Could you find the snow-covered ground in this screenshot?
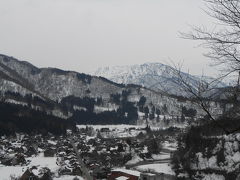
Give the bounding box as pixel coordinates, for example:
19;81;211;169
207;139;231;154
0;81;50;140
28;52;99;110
77;124;147;138
0;153;59;180
134;163;175;175
126;152;171;166
0;166;26;180
201;173;225;180
126;155;143;166
152;153;171;160
126;139;177;176
77;123;183;132
176;133;240;180
137;118;188;129
77;124;145;130
162;141;177;151
191;133;240;173
0;125;178;180
112;168;141;177
53;175;84;180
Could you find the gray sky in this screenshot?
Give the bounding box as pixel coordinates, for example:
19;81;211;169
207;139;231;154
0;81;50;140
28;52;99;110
0;0;218;76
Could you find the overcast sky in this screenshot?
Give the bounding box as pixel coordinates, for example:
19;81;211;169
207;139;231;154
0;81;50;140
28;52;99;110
0;0;218;76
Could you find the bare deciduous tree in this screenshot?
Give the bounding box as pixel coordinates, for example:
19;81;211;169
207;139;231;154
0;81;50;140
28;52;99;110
182;0;240;76
178;0;240;134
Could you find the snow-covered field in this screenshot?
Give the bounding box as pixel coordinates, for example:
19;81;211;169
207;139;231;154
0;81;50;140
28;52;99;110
162;141;177;151
134;163;175;175
0;153;58;180
112;168;141;177
77;124;146;130
126;139;177;176
0;166;26;180
0;153;84;180
77;123;183;131
151;153;171;160
77;124;147;138
126;155;144;165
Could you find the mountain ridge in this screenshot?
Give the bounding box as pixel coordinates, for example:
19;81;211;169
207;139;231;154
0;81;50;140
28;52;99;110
91;62;226;97
0;54;226;128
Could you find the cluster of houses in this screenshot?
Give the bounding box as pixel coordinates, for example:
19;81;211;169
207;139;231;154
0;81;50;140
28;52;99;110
0;126;177;180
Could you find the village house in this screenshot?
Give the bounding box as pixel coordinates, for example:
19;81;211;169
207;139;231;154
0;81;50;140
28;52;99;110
20;169;38;180
140;173;176;180
108;168;140;180
44;148;55;157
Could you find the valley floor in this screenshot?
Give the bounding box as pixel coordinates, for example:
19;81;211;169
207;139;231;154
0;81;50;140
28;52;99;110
0;124;178;180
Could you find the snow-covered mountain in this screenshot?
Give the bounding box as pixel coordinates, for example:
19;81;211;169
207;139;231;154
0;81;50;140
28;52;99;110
91;63;226;96
0;54;225;125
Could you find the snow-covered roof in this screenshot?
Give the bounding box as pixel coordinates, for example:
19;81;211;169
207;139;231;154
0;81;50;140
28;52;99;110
115;176;129;180
112;168;141;177
140;172;157;176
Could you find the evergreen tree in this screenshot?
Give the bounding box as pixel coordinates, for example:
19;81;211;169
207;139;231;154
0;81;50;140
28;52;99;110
138;96;146;112
156;108;161;122
163;104;168;114
144;106;149;119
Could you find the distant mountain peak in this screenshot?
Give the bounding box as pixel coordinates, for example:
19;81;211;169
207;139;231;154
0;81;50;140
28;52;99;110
91;62;226;96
